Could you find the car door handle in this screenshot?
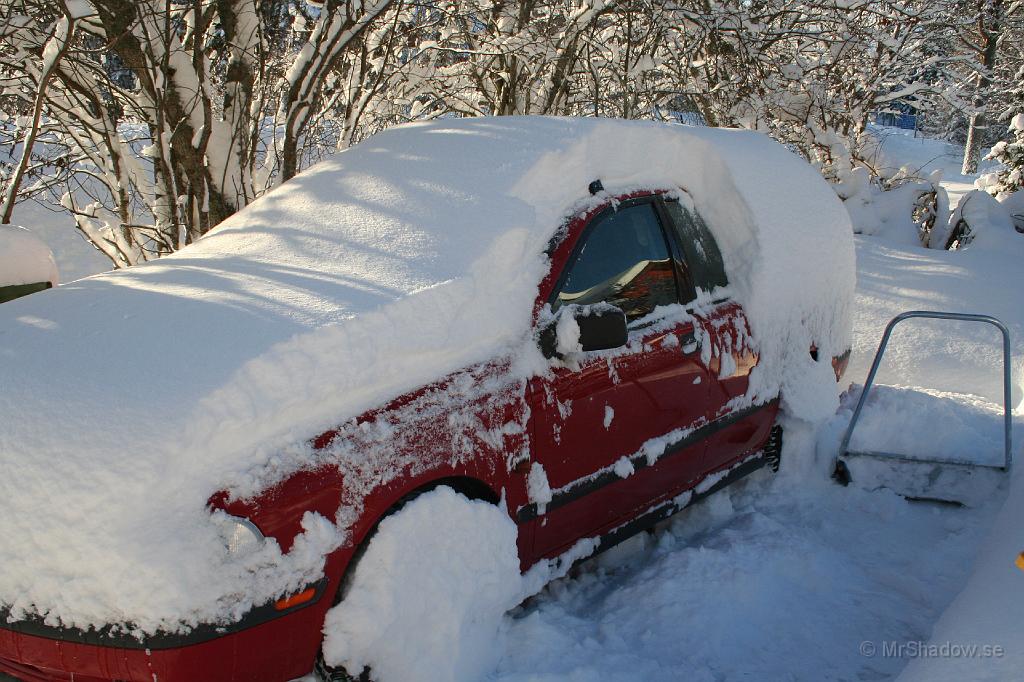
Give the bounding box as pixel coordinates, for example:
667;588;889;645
680;333;700;355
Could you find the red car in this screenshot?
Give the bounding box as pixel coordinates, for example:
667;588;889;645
0;119;851;682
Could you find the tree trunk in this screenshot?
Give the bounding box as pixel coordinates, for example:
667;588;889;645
962;111;985;174
962;0;1003;175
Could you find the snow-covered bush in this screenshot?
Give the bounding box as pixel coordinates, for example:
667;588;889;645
1001;190;1024;233
835;164;950;247
933;188;1019;250
939;114;1024;249
0;0;403;268
981;113;1024;197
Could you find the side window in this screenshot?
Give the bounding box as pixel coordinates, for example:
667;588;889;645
553;202;678;322
663;200;728;292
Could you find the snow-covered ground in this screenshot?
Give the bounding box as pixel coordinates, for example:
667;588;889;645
496;461;1002;681
864;124;998;209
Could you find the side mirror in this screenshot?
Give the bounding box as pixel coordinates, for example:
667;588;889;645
539;304;628;359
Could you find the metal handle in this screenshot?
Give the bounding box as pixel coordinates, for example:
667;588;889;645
838;310;1013;471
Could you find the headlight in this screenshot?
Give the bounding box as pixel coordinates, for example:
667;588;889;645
213;513;265;556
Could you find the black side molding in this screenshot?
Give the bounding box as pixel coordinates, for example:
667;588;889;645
517;401;774;523
0;578;328;651
597;451;769;554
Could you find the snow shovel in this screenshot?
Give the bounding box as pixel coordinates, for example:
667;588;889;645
832;311;1013;507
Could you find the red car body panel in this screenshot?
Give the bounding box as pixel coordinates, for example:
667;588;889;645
0;190;798;682
699;302;767;473
0;596;329;682
527;319;710;557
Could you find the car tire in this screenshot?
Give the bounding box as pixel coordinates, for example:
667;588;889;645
314;485;522;682
314;651;369;682
314;652;368;682
764;424;783;472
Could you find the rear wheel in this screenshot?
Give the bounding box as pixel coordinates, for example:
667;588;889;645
315;486;522;682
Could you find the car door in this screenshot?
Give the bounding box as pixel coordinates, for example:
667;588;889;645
525;196;711;559
660;199;772;473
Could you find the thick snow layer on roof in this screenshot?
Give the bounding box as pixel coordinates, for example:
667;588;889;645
0;225;59;287
0;116;853;632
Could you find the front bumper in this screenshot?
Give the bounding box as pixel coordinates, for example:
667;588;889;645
0;580;329;682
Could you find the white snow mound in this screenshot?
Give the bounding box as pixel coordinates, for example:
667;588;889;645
0;117;852;633
322;487;523;682
0;225;59;287
840;384;1006;467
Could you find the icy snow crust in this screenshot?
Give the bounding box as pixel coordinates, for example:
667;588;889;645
0;117;852;634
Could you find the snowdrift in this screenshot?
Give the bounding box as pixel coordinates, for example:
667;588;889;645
0;117;853;634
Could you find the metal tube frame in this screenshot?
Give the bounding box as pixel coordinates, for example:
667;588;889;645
838;310;1013;472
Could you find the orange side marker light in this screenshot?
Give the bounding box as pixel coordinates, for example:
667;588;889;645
274;587;317;611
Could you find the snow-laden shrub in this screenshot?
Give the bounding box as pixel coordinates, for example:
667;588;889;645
981;113;1024;197
834;164;949;247
1001;190;1024;233
968;114;1024;239
933;188;1019;250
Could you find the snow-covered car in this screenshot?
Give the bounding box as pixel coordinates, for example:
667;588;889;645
0;226;58;304
0;117;854;682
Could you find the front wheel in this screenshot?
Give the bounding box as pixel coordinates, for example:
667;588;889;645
317;486;523;682
764;424;783;472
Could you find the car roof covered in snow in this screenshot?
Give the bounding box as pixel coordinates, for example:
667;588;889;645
0;116;853;634
0;225;59;288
